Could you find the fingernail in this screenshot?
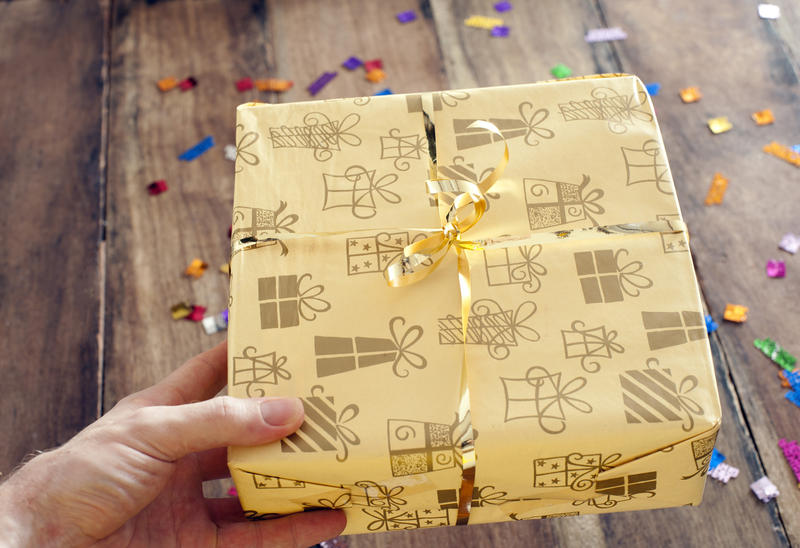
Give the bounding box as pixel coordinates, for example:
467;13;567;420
260;398;302;426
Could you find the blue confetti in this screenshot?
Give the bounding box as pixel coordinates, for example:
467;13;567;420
792;144;800;154
374;88;393;96
786;390;800;409
705;315;718;334
645;83;661;96
708;447;726;471
179;136;215;161
787;370;800;391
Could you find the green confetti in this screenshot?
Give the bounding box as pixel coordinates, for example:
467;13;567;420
754;338;797;371
550;63;573;79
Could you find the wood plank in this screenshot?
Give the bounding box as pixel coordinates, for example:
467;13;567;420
0;1;104;473
600;0;799;544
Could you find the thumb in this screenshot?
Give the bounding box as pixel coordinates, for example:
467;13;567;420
123;396;304;461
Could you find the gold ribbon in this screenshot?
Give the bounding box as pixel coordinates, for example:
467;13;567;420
384;120;509;526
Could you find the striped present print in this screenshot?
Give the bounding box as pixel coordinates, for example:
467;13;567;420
281;386;360;462
619;361;703;431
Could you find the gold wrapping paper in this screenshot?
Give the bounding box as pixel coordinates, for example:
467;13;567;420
227;74;722;534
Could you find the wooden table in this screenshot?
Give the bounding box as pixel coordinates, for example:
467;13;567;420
2;1;798;546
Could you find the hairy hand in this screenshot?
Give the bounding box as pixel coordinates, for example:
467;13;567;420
0;341;345;547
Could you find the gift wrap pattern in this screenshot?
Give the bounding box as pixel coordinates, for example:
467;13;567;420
227;74;722;534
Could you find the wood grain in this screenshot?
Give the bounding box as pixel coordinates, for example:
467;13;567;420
0;1;104;473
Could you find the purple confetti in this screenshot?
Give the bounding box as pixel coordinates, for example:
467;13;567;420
494;1;513;12
491;25;510;37
341;56;362;70
396;10;417;23
307;71;337;96
766;259;786;278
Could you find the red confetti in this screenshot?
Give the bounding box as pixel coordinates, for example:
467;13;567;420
236;77;254;92
186;305;207;322
364;59;383;71
179;77;197;91
147;180;168;195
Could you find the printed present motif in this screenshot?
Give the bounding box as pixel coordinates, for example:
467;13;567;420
682;431;718;480
350;480;408;512
405;90;470;113
641;311;706;351
558;86;652;134
438;299;539;360
232;347;291;396
574;248;652;304
346;232;425;275
268;111;361;162
257;274;330;329
620;358;703;431
533;452;620;491
573;472;657;509
437;485;538;509
315;316;426;378
231;202;299;255
483;245;546;293
281;385;360;462
621;139;673;194
380;129;426;171
363;507;452;531
387;417;462;476
453;102;554;150
234;123;260;173
435;157;500;208
656;213;688;253
523;175;605;230
501;366;592;434
322;165;400;219
561;320;624;373
240;471;306;489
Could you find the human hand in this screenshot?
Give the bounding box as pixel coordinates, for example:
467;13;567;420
0;341;345;547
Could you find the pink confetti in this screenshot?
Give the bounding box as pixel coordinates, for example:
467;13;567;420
766;259;786;278
779;438;800;484
227;486;238;497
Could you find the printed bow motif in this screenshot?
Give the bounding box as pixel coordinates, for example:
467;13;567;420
234;123;260;173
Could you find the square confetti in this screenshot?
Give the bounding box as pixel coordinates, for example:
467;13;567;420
708;117;733;134
679;86;701;103
396;10;416;23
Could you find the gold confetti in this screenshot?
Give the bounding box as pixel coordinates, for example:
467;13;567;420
707;116;732;134
464;15;504;29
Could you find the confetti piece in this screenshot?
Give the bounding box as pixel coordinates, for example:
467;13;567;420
704;172;728;205
366;69;386;83
364;59;383;71
645;83;661;96
491;25;510;37
224;144;237;161
186;305;206;322
793;145;800;154
679;87;701;103
705;315;718;333
752;109;774;125
342;56;363;70
710;463;740;483
779;439;800;485
236;77;254;92
147;180;168;195
708;448;726;471
254;78;294;92
754;338;797;370
708;116;733;134
227;486;238;497
584;27;628;42
179;77;197;91
220;262;231;274
374;88;393;96
550;63;572;79
751;476;779;502
758;3;780;19
178;135;214;161
723;304;748;323
464;15;504;29
779;369;799;389
319;538;350;548
170;302;193;320
763;141;800;167
494;1;512;12
307;72;337;95
202;310;229;335
779;233;800;254
786;390;800;409
185;258;209;278
766;259;786;278
157;76;179;92
396;10;416;23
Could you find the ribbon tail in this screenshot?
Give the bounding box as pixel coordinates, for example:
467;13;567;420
454;248;476;525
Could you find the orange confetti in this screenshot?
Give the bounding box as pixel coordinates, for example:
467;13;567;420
723;304;748;323
780;369;799;388
752;109;774;125
763;141;800;167
254;78;294;92
366;69;386;83
704;173;728;205
185;258;209;278
157;76;179;92
679;87;701;103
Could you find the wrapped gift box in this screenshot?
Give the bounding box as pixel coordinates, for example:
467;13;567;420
227;74;722;534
